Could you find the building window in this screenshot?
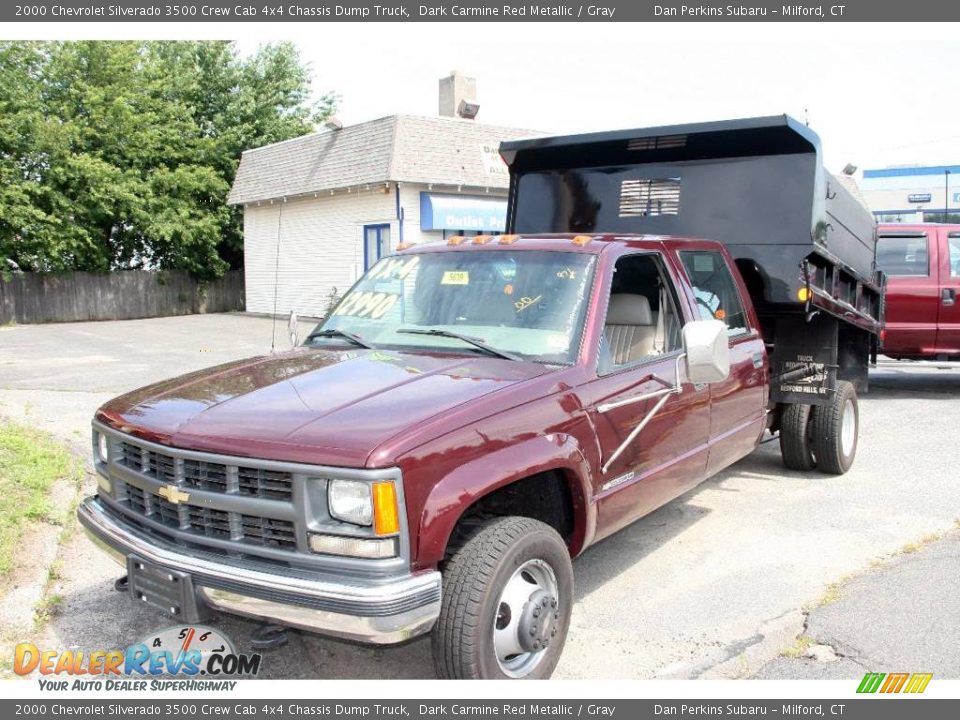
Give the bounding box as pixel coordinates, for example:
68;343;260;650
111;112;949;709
364;224;391;271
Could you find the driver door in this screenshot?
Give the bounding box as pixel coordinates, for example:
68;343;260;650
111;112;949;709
578;253;711;542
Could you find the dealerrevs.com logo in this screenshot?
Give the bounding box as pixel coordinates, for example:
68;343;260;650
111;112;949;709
15;625;261;691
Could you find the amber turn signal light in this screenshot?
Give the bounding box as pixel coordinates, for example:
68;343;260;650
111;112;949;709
372;481;400;536
797;287;811;302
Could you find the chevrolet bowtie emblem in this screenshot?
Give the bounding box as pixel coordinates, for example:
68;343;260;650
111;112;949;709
158;485;190;505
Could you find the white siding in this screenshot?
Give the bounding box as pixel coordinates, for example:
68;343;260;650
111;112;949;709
243;190;395;316
242;183;510;317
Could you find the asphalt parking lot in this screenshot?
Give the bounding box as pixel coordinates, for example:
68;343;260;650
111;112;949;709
1;313;959;679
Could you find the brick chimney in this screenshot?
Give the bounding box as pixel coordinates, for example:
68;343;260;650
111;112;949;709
439;71;478;119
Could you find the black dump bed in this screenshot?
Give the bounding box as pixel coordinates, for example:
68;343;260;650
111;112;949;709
501;115;882;330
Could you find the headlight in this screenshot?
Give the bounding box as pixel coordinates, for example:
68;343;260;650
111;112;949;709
96;432;109;464
327;479;373;526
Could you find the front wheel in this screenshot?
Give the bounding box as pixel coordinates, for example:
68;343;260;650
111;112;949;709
432;516;573;679
811;380;859;475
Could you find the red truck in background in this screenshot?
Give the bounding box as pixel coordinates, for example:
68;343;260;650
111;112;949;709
78;116;882;679
877;224;960;360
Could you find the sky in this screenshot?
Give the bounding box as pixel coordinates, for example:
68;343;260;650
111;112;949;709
16;22;960;175
269;23;960;175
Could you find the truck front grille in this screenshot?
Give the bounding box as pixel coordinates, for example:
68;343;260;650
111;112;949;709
122;484;296;550
119;441;294;501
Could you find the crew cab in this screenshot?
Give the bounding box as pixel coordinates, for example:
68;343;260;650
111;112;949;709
79;116;881;679
876;224;960;360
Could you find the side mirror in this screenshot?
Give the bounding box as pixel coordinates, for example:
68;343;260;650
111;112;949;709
288;311;300;347
682;320;730;384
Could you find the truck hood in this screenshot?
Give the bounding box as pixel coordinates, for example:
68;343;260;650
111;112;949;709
97;348;550;467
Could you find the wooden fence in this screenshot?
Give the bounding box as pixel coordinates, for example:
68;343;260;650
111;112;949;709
0;270;244;324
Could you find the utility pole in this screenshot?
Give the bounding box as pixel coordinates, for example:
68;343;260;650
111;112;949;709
947;169;952;223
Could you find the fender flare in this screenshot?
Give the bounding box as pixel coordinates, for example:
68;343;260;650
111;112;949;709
415;433;596;567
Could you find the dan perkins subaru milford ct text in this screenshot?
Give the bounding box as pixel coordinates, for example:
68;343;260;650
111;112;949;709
654;4;845;16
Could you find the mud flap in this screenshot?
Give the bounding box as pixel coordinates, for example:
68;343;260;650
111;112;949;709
769;314;838;406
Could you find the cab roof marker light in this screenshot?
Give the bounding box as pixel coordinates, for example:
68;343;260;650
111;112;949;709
498;234;520;245
472;235;493;245
447;235;466;246
571;235;593;246
396;242;417;251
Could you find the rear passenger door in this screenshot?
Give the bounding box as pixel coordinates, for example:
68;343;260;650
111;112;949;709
935;229;960;354
876;230;939;357
678;250;767;476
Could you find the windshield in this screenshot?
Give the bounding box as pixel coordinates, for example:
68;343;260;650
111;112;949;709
309;250;596;364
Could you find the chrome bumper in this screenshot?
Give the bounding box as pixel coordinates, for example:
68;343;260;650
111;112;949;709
78;497;441;645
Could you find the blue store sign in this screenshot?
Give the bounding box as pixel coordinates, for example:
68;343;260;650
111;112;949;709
420;193;507;232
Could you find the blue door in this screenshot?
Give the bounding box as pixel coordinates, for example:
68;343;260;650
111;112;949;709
363;224;391;271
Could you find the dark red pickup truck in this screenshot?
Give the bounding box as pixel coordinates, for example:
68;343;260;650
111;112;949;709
877;223;960;360
79;116;883;679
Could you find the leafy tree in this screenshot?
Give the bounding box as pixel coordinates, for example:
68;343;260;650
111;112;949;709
0;41;336;279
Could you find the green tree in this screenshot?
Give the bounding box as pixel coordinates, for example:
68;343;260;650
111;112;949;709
0;41;335;279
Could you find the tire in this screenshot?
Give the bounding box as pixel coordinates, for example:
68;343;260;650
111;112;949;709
811;380;859;475
779;403;816;471
432;516;573;679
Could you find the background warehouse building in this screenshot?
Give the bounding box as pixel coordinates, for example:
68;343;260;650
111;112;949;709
859;164;960;223
228;72;538;317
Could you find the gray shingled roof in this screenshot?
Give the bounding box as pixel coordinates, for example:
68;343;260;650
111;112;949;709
833;173;872;212
228;115;541;205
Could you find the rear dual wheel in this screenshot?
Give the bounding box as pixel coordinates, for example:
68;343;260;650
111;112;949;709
811;380;859;474
779;380;859;475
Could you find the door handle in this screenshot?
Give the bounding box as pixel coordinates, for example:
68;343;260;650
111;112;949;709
942;288;956;306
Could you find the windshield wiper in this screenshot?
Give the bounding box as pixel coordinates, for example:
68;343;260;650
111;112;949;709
397;328;522;361
305;328;374;349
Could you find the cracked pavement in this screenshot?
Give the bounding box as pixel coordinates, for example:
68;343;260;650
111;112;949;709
1;316;959;679
754;530;960;679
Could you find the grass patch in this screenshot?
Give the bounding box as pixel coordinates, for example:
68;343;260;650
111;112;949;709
33;593;64;629
0;422;76;578
897;532;943;556
783;635;814;658
810;577;849;609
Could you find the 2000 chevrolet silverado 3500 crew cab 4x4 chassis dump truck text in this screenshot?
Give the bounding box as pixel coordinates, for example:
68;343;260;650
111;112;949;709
78;116;883;679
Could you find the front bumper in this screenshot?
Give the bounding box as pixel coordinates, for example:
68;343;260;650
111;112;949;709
78;496;441;645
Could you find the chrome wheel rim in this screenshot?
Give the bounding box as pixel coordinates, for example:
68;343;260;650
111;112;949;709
492;558;560;678
841;398;856;457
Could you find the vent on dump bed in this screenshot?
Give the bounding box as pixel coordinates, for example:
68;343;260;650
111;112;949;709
627;134;687;151
619;178;681;217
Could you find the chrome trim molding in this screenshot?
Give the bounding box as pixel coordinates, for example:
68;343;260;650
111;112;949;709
79;497;440;645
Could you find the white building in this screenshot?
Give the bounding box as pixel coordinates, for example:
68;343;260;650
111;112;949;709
859;164;960;223
228;74;539;317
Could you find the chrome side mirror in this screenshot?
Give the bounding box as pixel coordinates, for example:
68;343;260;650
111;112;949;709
288;311;300;347
682;320;730;384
